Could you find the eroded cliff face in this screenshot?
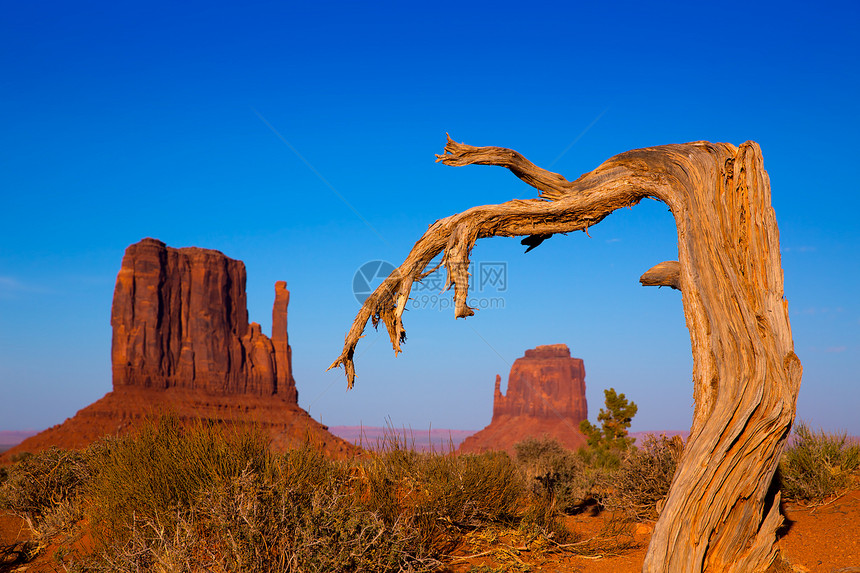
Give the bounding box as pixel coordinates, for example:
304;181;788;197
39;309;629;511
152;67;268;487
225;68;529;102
111;238;296;400
460;344;588;455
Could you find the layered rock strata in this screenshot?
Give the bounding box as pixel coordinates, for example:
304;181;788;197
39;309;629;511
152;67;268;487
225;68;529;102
459;344;588;455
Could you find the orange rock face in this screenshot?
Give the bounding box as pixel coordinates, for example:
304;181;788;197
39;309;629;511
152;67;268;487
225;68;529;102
2;239;355;461
111;238;296;399
272;281;298;403
459;344;588;455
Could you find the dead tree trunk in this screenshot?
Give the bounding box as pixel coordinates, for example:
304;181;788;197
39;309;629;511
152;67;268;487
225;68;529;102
330;136;801;573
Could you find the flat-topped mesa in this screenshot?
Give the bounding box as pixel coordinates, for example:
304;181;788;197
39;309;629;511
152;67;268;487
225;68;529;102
492;344;587;421
111;238;297;401
523;343;571;359
460;343;588;455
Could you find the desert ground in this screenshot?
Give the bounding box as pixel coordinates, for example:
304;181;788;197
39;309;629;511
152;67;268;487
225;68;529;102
444;490;860;572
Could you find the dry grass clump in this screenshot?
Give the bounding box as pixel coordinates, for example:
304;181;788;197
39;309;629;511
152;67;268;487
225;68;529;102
0;447;90;538
88;456;421;573
81;420;443;572
779;422;860;504
85;415;275;548
514;436;597;514
360;445;525;558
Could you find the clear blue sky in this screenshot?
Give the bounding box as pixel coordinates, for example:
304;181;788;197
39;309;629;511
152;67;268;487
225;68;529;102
1;1;858;435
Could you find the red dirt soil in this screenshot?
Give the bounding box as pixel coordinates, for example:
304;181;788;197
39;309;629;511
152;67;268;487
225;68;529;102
443;490;860;572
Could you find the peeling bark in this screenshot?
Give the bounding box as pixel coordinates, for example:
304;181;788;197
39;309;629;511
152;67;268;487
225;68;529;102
330;135;801;572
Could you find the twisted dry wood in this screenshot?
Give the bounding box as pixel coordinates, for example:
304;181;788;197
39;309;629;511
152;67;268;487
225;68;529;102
330;135;801;572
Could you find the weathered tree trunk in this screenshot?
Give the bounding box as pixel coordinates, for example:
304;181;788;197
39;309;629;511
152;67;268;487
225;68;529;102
330;136;801;572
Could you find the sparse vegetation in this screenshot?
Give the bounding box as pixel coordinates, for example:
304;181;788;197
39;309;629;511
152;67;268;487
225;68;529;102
513;431;684;525
779;422;860;503
0;418;562;572
602;434;684;521
84;415;275;548
5;414;857;571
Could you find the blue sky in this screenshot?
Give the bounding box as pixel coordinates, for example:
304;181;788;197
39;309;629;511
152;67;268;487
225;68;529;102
1;1;858;435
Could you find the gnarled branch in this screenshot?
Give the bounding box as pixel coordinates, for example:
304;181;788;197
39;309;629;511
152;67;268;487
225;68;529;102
434;134;575;198
330;138;666;388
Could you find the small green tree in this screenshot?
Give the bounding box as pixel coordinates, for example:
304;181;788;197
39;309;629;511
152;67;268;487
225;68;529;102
580;388;638;460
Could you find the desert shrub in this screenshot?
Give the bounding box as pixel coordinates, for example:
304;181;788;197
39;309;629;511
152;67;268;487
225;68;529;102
84;415;275;547
514;436;597;513
360;442;525;556
779;422;860;503
0;447;90;534
2;416;613;572
10;451;33;463
602;434;683;521
424;451;524;536
89;460;425;573
76;420;528;572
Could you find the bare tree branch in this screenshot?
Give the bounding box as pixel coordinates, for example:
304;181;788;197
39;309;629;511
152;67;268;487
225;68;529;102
329;139;662;388
435;134;575;198
640;260;682;290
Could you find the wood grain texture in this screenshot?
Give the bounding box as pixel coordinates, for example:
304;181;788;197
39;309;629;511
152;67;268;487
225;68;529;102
331;136;801;572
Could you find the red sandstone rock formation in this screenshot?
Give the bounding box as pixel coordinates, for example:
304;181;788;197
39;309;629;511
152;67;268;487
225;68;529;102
2;239;354;461
272;281;298;403
111;238;296;399
459;344;588;455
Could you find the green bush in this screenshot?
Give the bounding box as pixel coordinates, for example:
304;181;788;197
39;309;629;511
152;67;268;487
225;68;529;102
579;388;638;469
779;422;860;503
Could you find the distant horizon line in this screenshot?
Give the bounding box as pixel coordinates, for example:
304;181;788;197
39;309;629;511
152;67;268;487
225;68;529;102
0;426;695;449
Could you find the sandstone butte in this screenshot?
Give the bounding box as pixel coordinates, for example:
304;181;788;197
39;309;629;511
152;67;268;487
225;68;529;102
1;238;355;461
458;344;589;456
